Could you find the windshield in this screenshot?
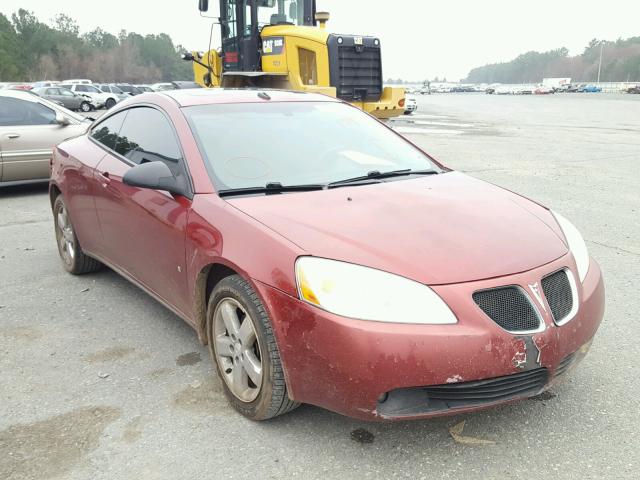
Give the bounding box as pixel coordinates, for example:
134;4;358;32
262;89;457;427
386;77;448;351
184;101;440;191
257;0;305;27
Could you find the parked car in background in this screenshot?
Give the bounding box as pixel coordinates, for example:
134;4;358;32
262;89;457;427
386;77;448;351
114;84;144;96
32;81;61;89
558;83;580;93
7;84;33;91
404;96;418;114
62;79;93;85
0;89;89;186
624;85;640;94
151;82;176;91
578;84;602;93
60;84;116;110
533;85;554;95
49;89;604;421
171;81;203;89
135;85;154;93
95;84;129;108
32;87;96;112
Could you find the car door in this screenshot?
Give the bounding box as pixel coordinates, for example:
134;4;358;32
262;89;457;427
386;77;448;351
0;96;62;183
92;106;192;316
44;88;64;105
59;89;81;110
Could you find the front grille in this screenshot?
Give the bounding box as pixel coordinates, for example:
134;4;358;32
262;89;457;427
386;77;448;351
377;368;549;416
327;35;383;102
473;287;541;332
542;269;573;324
336;46;382;101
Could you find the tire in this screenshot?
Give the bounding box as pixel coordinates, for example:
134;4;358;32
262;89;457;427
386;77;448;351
104;98;116;109
80;101;91;112
53;195;102;275
206;275;299;420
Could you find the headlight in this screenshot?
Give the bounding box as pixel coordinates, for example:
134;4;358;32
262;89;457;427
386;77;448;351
552;211;590;282
295;257;457;324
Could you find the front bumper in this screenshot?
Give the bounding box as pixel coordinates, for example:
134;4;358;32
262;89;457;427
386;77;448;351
255;255;605;421
354;86;406;120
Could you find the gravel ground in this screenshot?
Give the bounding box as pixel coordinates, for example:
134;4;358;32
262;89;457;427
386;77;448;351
1;93;639;480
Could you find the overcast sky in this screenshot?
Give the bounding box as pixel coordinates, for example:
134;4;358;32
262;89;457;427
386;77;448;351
3;1;639;80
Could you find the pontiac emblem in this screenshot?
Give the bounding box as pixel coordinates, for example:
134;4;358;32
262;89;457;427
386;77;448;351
529;282;546;312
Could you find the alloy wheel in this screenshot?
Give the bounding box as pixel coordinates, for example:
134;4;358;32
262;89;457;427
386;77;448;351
56;204;75;264
213;298;263;403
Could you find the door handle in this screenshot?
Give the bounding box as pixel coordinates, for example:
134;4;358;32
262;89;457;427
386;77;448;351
6;133;20;139
98;170;111;186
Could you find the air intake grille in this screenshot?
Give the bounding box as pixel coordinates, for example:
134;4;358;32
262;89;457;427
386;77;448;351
425;368;548;408
473;287;540;332
336;46;382;101
377;368;549;416
542;270;573;323
554;352;577;378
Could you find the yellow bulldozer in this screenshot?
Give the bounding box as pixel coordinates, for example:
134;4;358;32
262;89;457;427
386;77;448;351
184;0;406;119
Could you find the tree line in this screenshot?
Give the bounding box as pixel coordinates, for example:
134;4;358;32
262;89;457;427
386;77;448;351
0;9;193;83
465;36;640;84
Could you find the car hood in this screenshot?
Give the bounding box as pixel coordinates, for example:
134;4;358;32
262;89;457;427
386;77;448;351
227;172;568;285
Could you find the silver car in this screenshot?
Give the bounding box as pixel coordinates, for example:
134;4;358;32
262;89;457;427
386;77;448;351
32;87;95;112
0;90;90;186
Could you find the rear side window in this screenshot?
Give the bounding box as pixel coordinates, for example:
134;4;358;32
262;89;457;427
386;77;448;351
0;97;56;126
76;85;87;92
114;107;182;173
91;111;128;150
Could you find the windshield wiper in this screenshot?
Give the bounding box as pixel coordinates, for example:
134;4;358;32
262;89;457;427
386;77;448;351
218;182;326;198
328;169;439;187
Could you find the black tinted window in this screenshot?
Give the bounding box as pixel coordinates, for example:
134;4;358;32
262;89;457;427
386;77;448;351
91;111;128;150
0;97;56;126
76;85;88;92
115;107;182;173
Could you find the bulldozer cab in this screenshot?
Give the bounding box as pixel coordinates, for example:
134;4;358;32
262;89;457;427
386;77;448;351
210;0;316;72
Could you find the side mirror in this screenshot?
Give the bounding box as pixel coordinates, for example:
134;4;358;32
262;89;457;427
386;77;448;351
198;0;209;12
123;161;188;197
55;112;71;126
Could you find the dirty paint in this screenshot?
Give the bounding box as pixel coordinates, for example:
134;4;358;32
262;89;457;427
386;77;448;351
175;352;202;367
446;375;464;384
0;406;121;480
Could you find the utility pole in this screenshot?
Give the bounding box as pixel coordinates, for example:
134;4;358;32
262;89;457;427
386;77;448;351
597;41;604;83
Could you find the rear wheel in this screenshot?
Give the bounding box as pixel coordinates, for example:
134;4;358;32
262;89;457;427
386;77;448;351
104;98;116;109
80;101;92;112
206;275;299;420
53;195;102;275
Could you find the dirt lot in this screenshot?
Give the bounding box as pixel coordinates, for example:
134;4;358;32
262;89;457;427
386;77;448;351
1;93;639;479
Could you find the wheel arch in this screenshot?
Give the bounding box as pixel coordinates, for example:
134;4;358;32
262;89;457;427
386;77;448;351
194;261;245;344
49;183;62;209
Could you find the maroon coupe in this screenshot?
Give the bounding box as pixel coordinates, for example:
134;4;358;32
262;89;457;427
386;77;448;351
50;89;604;421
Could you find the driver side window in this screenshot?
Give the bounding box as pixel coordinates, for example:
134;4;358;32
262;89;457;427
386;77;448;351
0;97;56;126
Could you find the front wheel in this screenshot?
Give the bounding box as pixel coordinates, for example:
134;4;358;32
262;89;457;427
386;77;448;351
80;101;92;112
206;275;299;420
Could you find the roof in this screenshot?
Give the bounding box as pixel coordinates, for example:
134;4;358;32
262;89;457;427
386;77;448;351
0;89;41;102
160;88;339;108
